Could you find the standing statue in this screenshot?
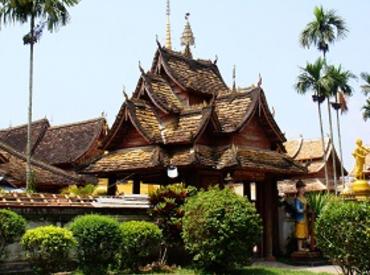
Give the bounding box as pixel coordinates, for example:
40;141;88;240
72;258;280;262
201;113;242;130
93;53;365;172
352;138;370;180
345;138;370;199
294;180;309;252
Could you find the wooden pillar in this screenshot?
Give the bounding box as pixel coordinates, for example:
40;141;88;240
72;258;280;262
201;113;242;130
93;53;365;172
133;177;140;194
107;177;117;196
243;181;251;200
255;181;264;257
261;178;277;260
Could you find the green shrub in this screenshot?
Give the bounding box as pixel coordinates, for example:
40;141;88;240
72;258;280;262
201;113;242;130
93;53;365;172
182;187;262;272
70;214;122;274
0;209;26;259
306;193;337;217
120;221;162;271
21;225;76;274
149;183;196;262
316;200;370;274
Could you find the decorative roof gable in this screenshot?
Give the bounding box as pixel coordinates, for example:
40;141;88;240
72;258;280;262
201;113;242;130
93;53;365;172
154;46;229;96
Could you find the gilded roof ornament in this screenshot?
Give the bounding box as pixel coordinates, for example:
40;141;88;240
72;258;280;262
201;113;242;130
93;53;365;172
181;13;195;58
165;0;172;50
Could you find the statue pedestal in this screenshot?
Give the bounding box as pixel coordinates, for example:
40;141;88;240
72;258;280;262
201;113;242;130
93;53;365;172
290;251;324;266
352;180;370;200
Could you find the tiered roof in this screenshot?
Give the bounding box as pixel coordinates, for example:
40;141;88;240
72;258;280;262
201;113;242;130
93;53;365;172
86;144;304;175
86;44;305;178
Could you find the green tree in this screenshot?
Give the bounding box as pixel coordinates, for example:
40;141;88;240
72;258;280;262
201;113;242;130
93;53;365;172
300;5;347;58
0;0;79;190
295;58;330;185
360;72;370;120
300;6;348;192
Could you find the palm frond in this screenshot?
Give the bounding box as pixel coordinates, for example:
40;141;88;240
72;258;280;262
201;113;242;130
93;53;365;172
300;5;348;53
362;99;370;121
360;72;370;95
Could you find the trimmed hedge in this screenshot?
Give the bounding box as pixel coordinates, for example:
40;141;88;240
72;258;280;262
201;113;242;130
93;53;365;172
316;200;370;274
0;209;26;259
182;187;262;271
120;221;162;271
21;225;76;274
70;214;122;274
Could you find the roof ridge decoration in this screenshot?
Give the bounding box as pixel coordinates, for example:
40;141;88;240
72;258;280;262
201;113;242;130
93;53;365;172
181;13;195;58
165;0;172;50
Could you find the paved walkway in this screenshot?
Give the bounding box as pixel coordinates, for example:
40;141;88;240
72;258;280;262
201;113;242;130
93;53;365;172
253;260;341;274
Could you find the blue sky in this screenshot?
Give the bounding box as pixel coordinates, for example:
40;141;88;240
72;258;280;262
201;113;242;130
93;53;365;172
1;0;370;169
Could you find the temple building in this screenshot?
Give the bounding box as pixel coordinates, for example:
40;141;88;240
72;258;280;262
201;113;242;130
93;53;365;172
83;14;306;258
0;117;107;191
279;137;347;195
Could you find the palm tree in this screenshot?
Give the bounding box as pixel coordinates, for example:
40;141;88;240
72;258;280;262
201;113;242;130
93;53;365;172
360;73;370;120
295;58;330;185
0;0;79;191
300;5;348;59
300;5;348;190
326;65;356;192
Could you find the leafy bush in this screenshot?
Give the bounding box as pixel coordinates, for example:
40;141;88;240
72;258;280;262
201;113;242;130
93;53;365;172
21;226;76;274
306;193;337;217
70;214;122;274
182;187;262;271
120;221;162;271
0;209;26;259
316;200;370;274
149;183;196;262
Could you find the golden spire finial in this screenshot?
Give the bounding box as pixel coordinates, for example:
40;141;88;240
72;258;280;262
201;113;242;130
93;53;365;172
181;13;195;58
165;0;172;50
232;65;237;92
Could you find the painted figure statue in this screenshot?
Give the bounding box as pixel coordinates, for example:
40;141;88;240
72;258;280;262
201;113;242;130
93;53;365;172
294;180;309;252
352;138;370;180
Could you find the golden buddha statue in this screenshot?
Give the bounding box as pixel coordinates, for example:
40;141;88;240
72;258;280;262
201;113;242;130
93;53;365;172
352;138;370;180
349;139;370;199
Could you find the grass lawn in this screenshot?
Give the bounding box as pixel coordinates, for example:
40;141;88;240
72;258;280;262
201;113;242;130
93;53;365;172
136;266;331;275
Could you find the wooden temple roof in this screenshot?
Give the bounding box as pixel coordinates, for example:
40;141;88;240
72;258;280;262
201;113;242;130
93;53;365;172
0;119;50;153
0;117;107;167
153;46;230;96
0;141;95;191
278;178;327;195
33;118;107;166
85;144;304;175
281;137;347;194
86;43;305;178
284;137;347;175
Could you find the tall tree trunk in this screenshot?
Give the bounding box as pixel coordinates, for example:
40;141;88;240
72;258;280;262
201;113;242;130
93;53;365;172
335;97;345;189
318;102;329;187
327;98;338;194
26;16;35;191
